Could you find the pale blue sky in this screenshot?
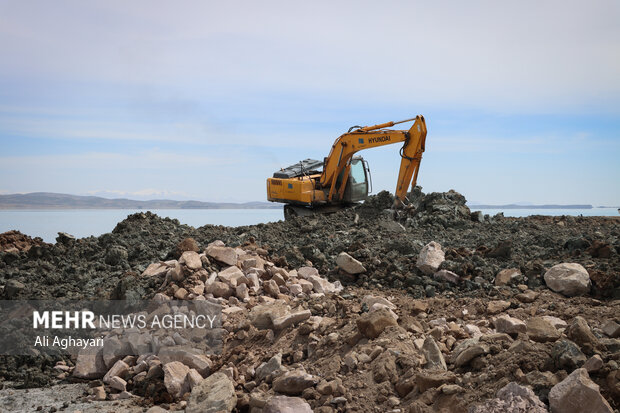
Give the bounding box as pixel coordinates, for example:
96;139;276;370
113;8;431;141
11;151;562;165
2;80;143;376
1;0;619;205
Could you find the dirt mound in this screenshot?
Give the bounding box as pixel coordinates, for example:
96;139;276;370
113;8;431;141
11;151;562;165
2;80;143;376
0;189;618;411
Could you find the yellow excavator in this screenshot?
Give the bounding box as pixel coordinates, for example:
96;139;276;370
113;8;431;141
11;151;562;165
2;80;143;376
267;115;427;219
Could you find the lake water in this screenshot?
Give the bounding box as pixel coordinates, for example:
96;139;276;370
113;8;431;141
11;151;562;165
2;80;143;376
0;207;617;243
0;209;285;243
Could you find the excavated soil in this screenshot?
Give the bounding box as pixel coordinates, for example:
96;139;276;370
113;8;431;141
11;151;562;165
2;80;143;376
0;188;618;412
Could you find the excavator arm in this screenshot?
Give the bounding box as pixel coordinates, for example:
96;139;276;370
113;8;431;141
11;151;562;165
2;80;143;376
319;115;427;203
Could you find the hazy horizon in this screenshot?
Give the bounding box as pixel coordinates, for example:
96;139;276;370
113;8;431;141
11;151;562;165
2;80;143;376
0;191;617;207
1;1;619;205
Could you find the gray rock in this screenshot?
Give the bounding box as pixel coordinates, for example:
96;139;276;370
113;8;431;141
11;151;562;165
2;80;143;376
544;263;591;296
552;339;586;370
272;308;311;330
455;344;487;367
272;369;319;395
186;371;237;413
105;246;128;266
4;279;24;298
422;337;447;370
73;349;107;379
469;381;547;413
433;269;460;284
601;320;620;338
256;353;284;382
549;368;612;413
263;395;312;413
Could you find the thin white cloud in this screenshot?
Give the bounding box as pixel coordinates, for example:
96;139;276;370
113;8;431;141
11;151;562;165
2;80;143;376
0;1;618;113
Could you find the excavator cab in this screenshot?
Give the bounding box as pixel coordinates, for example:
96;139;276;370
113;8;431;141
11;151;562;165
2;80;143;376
341;156;371;204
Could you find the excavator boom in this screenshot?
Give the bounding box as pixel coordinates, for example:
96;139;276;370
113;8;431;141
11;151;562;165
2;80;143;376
320;115;427;202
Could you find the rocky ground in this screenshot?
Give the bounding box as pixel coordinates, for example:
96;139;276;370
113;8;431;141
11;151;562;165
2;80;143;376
0;188;618;412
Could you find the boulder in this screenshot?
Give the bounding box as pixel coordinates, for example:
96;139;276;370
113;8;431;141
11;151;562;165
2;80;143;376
263;395;313;413
158;348;212;376
218;266;246;287
186;372;237;413
549;368;612;413
272;369;319;395
336;252;366;274
416;241;445;275
180;251;203;271
494;315;526;335
567;316;599;348
163;361;191;400
206;281;234;299
297;267;319;279
73;349;107;379
552;339;586;370
206;245;238;266
527;317;561;342
142;262;169;277
103;360;129;384
356;307;398;339
109;376;127;392
584;355;604;373
263;279;281;298
601;320;620;338
306;275;338;294
544;263;591;296
250;303;290;330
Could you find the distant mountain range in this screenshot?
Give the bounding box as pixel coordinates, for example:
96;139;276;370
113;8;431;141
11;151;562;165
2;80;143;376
0;192;280;209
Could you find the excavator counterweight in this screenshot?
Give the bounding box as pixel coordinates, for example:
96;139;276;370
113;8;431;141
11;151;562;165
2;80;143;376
267;115;427;219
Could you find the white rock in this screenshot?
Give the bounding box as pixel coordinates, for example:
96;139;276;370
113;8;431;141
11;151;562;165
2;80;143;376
109;376;127;392
416;241;445;275
206;245;238;266
142;262;169;277
362;295;396;310
297;267;319;279
218;266;246;287
163;361;191;400
544;263;591;297
272;310;312;330
494;315;526;335
336;252;366;274
103;360;130;384
180;251;203;271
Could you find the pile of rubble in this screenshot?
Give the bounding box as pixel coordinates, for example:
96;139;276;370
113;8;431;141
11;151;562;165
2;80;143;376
45;239;619;412
0;230;46;253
